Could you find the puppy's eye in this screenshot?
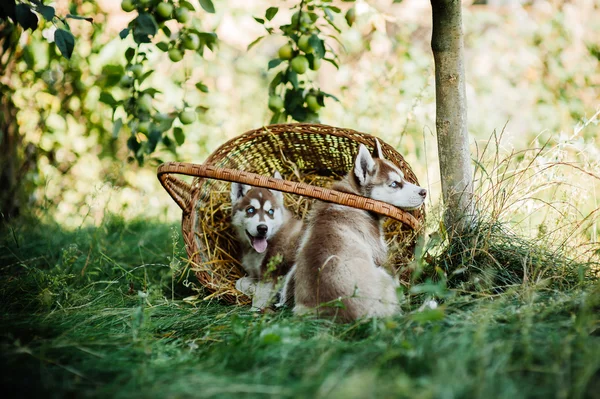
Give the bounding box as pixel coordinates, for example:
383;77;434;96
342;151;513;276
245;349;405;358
246;206;255;215
390;181;399;188
267;209;275;216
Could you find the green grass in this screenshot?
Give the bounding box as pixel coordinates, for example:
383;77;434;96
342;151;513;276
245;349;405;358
1;217;599;399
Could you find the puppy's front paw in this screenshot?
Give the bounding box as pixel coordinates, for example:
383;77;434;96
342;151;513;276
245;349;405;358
235;277;256;296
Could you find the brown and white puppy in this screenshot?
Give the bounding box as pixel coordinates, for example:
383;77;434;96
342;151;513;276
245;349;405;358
230;172;302;310
281;140;426;322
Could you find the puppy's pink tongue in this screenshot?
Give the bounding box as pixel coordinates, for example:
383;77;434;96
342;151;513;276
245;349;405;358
252;238;268;253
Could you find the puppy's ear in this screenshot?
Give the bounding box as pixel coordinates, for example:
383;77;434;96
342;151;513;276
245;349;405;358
230;182;250;203
372;138;384;159
268;170;285;204
354;144;376;186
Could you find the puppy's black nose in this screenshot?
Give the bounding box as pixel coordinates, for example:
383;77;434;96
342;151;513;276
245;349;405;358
419;189;427;198
257;224;268;236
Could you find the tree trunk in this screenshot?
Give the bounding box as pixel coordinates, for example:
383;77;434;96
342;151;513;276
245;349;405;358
0;23;23;220
0;88;21;219
430;0;474;232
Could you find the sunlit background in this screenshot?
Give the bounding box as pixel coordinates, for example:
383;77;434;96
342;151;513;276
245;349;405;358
10;0;599;248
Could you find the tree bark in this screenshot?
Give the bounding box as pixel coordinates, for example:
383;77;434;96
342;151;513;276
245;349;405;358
0;23;23;220
430;0;474;231
0;88;21;219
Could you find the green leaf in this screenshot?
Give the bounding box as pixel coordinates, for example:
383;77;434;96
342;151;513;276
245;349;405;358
323;15;341;33
265;7;278;21
119;28;130;39
112;118;123;139
133;13;158;44
15;4;38;31
125;47;135;63
289;106;308;122
180;1;196;11
321;91;340;102
410;308;445;324
138;70;154;84
268;58;283;70
148;129;162;152
173;127;185;145
197;32;218;52
156;42;169;52
254;17;265;24
66;14;93;23
195;82;209;93
326;6;341;13
268;71;283;95
323;57;339;69
54;29;75;59
100;64;125;87
261;333;281;344
284;88;303;112
269;111;282;124
127;136;141;153
286;69;298;89
142;88;161;96
409;282;446;296
198;0;215;13
37;5;55;21
309;35;325;58
247;35;265;50
99;92;117;107
0;1;16;21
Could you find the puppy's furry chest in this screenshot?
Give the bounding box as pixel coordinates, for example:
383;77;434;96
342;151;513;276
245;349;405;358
241;251;265;279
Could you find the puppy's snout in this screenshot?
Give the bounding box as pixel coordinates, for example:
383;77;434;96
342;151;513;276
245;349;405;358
257;224;268;237
419;189;427;199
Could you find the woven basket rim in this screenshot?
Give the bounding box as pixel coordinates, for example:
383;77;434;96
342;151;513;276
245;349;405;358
157;163;421;229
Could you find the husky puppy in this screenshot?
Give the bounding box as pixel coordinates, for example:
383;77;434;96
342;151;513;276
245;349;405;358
283;140;426;322
230;172;302;310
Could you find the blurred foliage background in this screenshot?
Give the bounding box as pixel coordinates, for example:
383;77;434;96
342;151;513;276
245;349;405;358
1;0;599;241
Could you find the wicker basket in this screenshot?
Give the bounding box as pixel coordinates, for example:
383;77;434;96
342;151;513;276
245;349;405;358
157;123;425;304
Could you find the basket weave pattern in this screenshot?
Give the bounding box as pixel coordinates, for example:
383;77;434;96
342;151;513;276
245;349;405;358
158;123;425;304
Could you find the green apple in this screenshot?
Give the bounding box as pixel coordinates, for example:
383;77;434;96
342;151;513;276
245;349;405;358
309;56;321;71
138;120;151;134
298;35;313;54
182;34;200;50
268;95;284;112
156;2;173;19
291;11;311;28
129;64;143;78
290;56;309;74
306;95;321;112
179;110;196;124
175;7;190;23
121;0;135;13
168;48;183;62
119;75;134;88
138;93;153;112
278;43;293;60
